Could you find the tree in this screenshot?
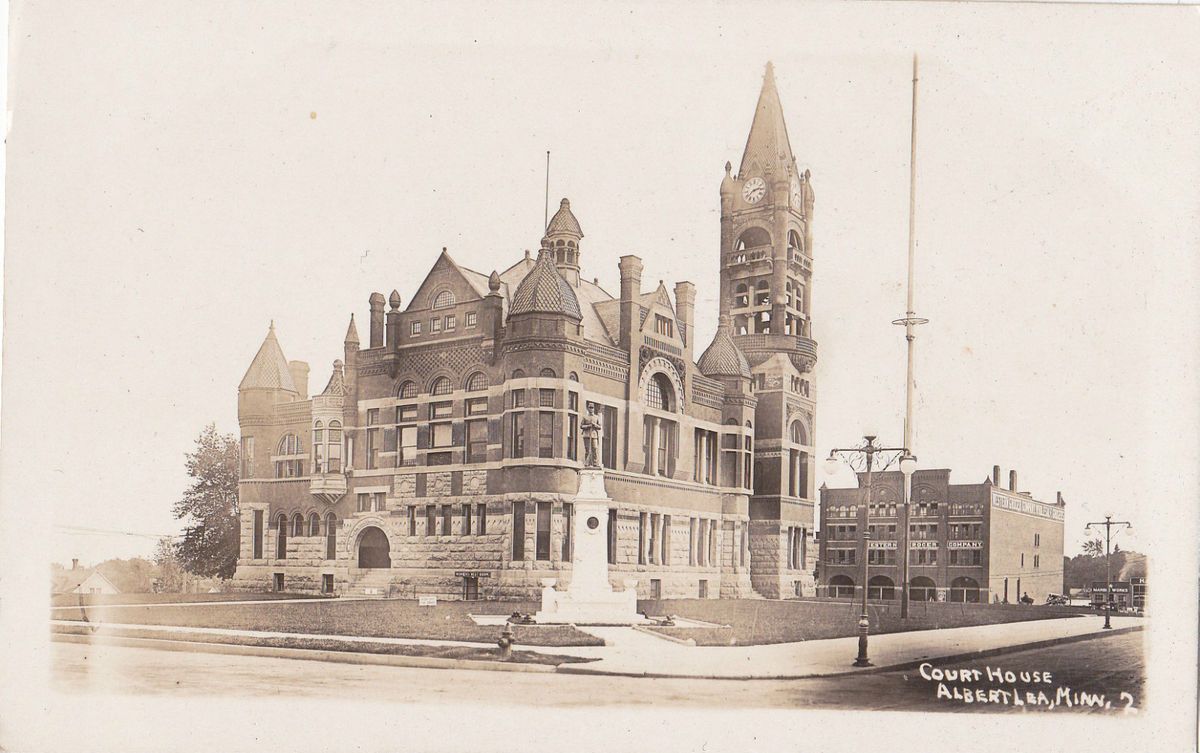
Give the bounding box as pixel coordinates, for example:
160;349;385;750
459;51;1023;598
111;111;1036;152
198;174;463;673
172;424;240;579
1082;538;1105;557
154;537;186;592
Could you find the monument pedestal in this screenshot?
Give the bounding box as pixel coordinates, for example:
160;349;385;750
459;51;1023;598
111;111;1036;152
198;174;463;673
534;469;647;625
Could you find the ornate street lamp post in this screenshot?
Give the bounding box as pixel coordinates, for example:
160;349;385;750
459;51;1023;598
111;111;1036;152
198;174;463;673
1085;516;1132;630
825;435;916;667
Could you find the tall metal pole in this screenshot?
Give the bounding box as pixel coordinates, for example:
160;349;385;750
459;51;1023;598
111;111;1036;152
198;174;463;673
1085;515;1131;631
855;448;875;667
895;53;927;620
544;151;551;231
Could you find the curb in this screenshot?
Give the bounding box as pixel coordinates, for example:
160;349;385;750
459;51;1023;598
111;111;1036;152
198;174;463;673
52;631;557;674
554;625;1145;680
632;625;696;646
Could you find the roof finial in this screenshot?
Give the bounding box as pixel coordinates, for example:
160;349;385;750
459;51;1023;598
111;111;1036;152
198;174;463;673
765;60;776;83
269;319;275;332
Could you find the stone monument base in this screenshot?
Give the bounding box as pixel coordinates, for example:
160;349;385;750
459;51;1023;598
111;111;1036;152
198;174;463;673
534;577;650;625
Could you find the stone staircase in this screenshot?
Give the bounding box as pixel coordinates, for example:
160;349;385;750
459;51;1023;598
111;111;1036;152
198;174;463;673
348;568;396;599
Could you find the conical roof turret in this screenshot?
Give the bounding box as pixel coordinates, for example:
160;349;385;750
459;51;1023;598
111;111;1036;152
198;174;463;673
239;322;299;391
508;248;582;320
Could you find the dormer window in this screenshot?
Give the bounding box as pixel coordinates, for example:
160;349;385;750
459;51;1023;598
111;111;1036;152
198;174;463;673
433;290;456;309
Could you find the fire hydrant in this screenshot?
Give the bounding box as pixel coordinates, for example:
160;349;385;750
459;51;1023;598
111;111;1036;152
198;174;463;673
498;623;515;660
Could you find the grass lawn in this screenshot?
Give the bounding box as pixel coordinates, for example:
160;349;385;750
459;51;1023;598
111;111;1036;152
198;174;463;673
638;598;1082;646
51;622;592;665
54;599;604;647
50;592;315;609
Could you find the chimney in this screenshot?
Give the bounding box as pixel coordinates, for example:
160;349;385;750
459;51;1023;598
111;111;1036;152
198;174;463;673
369;293;386;348
1009;470;1018;492
72;558;79;570
674;281;696;350
288;361;309;400
618;255;644;350
1057;491;1065;506
992;465;1001;486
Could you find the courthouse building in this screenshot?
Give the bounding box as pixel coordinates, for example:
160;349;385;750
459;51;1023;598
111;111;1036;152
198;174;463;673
231;64;821;600
818;466;1066;603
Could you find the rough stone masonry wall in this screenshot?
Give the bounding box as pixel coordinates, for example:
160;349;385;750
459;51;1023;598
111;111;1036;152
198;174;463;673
749;520;785;598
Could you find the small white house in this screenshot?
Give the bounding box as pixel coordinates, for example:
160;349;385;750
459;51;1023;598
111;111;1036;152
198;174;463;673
53;562;120;595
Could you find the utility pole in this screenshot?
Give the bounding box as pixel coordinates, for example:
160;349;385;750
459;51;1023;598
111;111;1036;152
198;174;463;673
1085;515;1132;630
892;54;929;619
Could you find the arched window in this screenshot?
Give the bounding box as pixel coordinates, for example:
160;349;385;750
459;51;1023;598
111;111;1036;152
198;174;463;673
275;514;288;559
430;376;452;396
790;420;807;445
432;290;456;309
398;380;418;399
327;421;342;473
275;434;304;478
539;367;556;378
868;575;896;600
788;230;803;256
325;513;337;560
735;227;771;251
568;371;579;382
291;513;305;538
644;373;675;412
308;512;321;537
755;279;770;306
511;369;526;380
465;371;488;392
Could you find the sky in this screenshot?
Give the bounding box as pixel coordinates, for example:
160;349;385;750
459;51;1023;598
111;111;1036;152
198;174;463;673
2;1;1198;570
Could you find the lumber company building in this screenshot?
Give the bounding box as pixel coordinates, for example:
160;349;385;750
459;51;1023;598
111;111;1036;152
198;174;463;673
231;64;821;600
818;466;1066;603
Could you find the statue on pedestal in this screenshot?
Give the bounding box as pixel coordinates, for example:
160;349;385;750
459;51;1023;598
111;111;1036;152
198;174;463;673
581;403;603;468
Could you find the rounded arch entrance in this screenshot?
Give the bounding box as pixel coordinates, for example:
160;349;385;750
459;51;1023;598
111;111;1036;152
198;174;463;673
950;576;981;603
828;574;855;598
868;575;896;600
910;576;937;602
356;526;392;569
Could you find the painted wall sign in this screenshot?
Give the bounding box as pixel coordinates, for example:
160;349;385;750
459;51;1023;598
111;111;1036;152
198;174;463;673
947;540;984;549
991;492;1066;522
909;540;939;549
867;541;898;550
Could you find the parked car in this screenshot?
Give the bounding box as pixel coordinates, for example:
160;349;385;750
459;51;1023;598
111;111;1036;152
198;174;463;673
1045;593;1070;606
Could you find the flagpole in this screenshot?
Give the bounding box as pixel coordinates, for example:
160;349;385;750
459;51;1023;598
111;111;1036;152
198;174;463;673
893;53;929;619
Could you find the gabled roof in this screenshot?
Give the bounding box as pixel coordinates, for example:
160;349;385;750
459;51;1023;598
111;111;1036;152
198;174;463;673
508;249;582;320
739;61;797;179
52;568;120;594
239;323;298;392
405;249;487;312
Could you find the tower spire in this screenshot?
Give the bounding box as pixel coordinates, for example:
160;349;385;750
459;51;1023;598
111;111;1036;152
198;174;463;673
738;61;796;179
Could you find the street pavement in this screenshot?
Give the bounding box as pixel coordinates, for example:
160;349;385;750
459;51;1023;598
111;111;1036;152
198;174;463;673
51;630;1144;713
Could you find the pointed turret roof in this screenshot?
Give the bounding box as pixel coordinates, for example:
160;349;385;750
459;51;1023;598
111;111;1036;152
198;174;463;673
239;322;298;391
545;198;583;238
344;313;359;344
508;248;582;320
319;360;347;396
697;316;751;379
738;62;796;179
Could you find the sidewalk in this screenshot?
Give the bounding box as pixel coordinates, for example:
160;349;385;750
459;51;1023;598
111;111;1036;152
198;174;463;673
51;614;1143;679
564;615;1145;679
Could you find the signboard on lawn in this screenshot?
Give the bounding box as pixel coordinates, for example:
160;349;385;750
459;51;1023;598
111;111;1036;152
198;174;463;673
418;595;438;606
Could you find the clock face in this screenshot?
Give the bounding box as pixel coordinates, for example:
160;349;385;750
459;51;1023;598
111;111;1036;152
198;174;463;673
791;177;803;206
742;176;766;204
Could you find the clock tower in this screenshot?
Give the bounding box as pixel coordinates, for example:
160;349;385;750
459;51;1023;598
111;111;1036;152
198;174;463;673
719;62;818;598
